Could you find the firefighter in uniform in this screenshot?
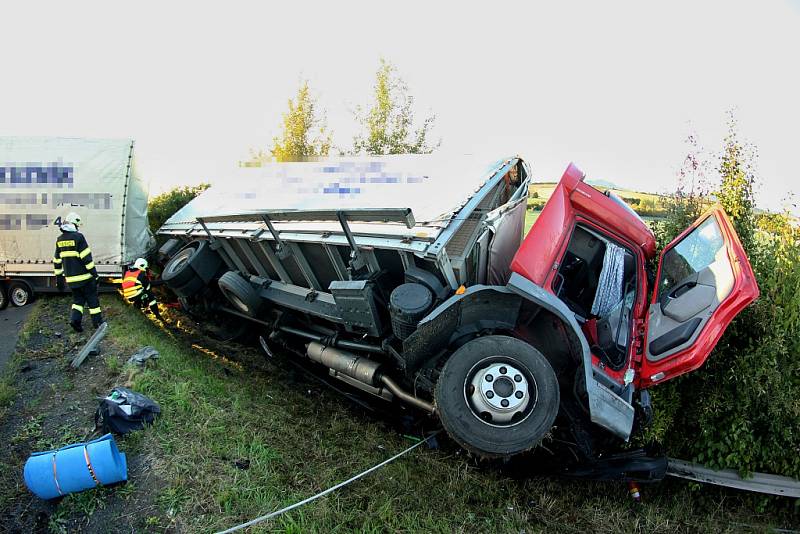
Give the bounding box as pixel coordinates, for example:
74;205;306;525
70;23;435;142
121;258;163;320
52;212;105;332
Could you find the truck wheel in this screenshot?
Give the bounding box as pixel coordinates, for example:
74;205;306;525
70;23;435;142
8;281;33;307
207;315;250;342
218;271;261;317
162;242;200;287
157;238;183;264
435;335;559;458
0;284;8;310
170;275;207;299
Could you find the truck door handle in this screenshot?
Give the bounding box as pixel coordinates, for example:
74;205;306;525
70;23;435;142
660;280;697;313
669;281;697;299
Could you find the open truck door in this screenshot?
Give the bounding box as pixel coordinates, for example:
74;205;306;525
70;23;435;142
639;207;759;387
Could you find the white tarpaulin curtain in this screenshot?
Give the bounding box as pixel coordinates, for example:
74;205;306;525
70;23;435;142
0;137;154;271
162;155;515;230
591;242;626;317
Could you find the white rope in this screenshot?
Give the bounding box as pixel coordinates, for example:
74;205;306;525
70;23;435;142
215;432;439;534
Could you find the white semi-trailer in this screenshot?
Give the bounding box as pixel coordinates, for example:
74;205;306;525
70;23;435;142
0;137;154;308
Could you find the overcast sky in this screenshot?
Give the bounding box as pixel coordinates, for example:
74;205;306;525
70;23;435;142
2;1;798;212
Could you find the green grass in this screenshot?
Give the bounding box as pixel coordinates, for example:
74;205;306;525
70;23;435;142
0;381;14;411
2;297;796;532
93;299;796;532
0;301;47;423
524;210;540;235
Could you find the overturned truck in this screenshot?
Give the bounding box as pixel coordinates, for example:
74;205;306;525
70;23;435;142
157;155;758;477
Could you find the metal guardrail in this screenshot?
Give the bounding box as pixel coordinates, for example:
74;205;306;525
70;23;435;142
667;458;800;498
71;322;108;368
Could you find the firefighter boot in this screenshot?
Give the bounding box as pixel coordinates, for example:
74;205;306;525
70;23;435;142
69;304;84;333
149;301;163;321
90;310;105;329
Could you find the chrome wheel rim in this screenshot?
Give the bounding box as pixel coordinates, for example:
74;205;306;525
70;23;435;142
464;356;538;427
11;287;28;306
167;249;194;275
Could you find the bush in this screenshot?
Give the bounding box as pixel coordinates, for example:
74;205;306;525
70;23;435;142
649;213;800;479
527;198;546;211
148;184;210;237
645;119;800;480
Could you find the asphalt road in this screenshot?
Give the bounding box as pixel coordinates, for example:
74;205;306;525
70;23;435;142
0;305;32;373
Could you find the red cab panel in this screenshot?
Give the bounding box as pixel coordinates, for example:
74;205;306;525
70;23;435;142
511;163;656;285
510;163;582;285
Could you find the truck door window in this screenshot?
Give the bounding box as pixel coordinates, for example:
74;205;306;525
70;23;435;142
658;217;724;299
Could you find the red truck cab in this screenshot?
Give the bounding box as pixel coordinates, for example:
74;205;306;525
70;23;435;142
512;163;759;391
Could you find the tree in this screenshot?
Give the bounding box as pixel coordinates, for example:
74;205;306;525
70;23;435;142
148;184;210;243
245;81;332;165
352;59;439;155
716;111;757;251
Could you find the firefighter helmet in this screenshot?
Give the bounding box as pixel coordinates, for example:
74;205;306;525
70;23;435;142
133;258;148;270
64;212;82;227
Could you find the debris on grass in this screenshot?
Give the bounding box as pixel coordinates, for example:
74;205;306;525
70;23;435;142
95;387;160;435
71;322;108;368
127;346;159;367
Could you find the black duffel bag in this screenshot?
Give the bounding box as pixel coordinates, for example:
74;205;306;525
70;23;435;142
95;387;161;435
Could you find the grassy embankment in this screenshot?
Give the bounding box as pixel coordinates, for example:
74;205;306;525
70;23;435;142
1;296;796;532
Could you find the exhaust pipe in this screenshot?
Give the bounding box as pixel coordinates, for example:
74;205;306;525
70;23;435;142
306;342;435;414
379;375;435;414
306;342;381;385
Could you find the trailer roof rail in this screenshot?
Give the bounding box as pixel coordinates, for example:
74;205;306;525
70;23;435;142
199;208;416;229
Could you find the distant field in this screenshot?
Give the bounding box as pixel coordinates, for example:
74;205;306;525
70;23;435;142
528;182;668;219
524;210;539;235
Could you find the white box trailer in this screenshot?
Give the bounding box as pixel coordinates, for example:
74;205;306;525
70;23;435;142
0;137;155;307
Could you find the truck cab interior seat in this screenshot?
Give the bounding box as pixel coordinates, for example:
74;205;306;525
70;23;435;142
555;225;637;369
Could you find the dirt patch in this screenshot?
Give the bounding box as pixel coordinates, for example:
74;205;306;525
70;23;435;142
0;297;412;533
0;298;166;533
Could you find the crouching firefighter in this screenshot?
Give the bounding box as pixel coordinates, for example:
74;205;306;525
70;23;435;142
121;258;163;320
53;212;105;332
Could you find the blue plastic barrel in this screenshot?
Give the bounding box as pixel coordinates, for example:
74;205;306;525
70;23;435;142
23;433;128;499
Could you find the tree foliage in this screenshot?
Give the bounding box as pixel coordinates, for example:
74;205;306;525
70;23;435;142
352;59;438;155
647;115;800;484
716;111;757;251
246;81;332;165
148;184;210;238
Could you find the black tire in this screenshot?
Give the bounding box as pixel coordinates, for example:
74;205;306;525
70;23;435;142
0;284;8;310
157;238;183;264
188;241;224;282
435;335;559;458
218;271;261;317
170;275;207;299
8;281;33;307
162;242;200;287
206;315;251;342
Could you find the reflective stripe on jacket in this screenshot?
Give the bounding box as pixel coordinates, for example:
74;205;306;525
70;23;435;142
53;229;98;286
121;269;149;301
